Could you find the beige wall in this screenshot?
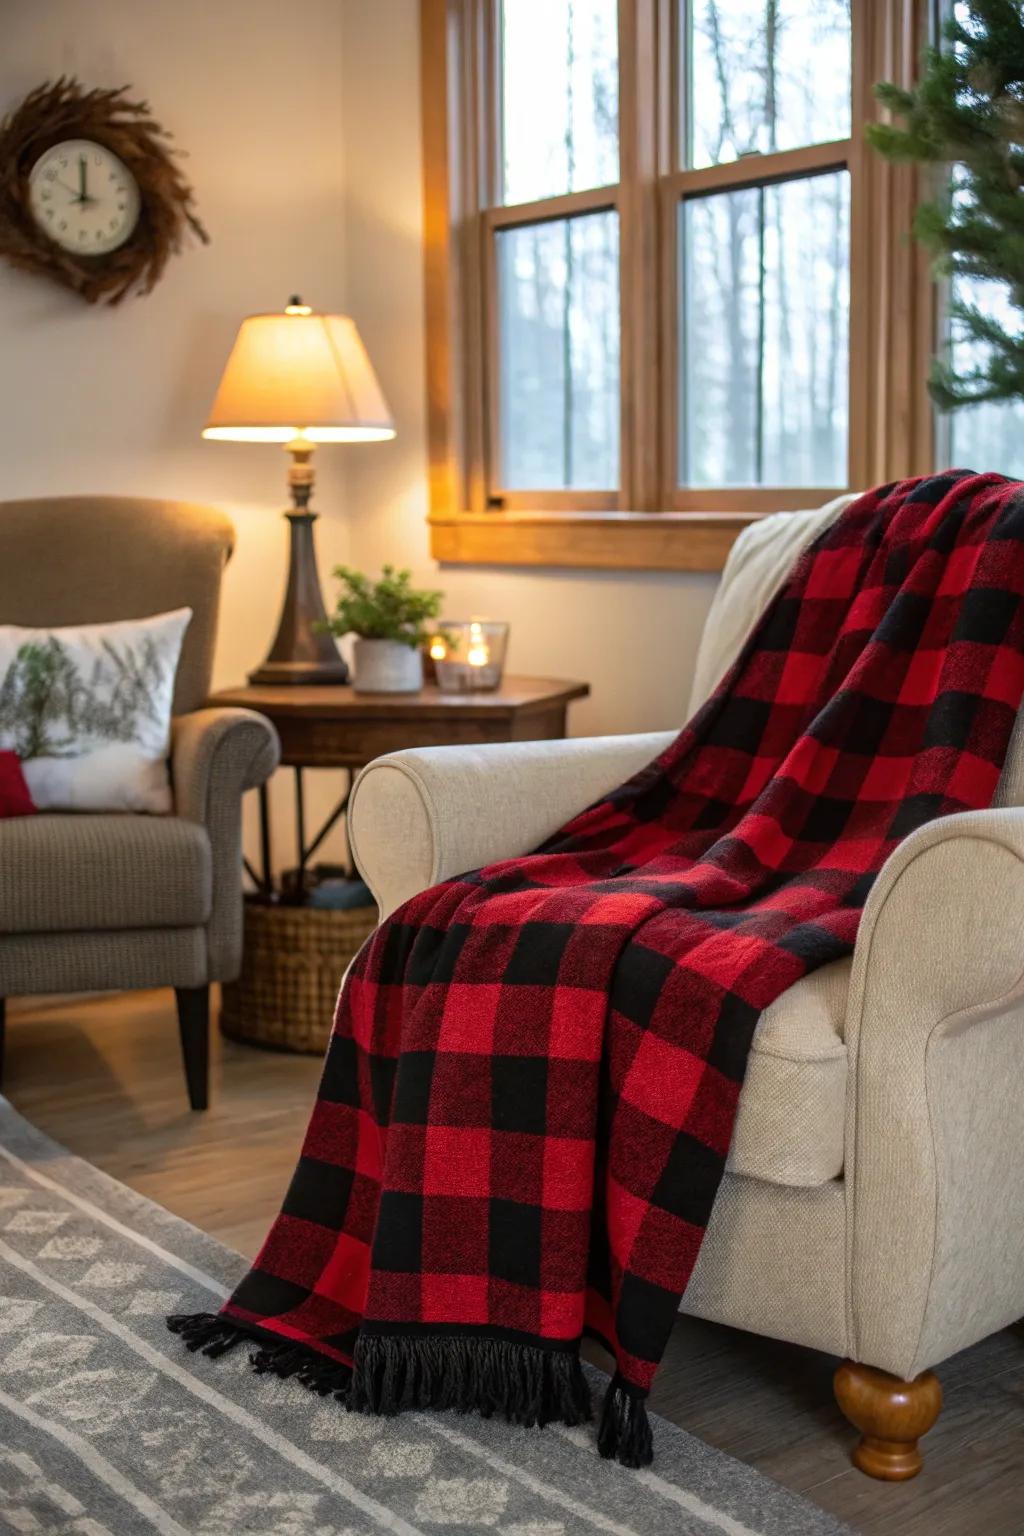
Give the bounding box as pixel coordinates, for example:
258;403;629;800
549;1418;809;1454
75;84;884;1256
0;0;357;869
339;0;719;739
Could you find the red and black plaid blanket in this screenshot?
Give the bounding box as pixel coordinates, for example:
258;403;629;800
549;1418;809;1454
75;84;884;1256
173;471;1024;1465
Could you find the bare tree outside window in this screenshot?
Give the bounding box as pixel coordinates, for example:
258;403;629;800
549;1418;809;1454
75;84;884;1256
687;0;851;168
679;1;851;488
501;0;618;205
497;0;620;492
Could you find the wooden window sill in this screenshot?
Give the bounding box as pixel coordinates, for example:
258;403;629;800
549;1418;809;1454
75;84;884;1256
427;509;762;572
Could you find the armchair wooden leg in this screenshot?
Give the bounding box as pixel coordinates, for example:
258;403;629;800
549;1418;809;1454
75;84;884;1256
174;986;209;1111
834;1360;942;1481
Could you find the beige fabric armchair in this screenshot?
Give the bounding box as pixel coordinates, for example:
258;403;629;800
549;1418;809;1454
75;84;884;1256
0;497;279;1110
347;505;1024;1481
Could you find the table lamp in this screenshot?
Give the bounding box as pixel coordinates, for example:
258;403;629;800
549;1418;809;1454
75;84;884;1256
203;297;395;685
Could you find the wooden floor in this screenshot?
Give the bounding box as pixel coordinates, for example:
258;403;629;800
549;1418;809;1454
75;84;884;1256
6;989;1023;1536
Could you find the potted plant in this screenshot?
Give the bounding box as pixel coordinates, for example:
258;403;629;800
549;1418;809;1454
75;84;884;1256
320;565;444;694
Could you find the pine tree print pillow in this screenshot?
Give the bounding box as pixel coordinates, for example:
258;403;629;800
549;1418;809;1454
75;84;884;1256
0;608;192;813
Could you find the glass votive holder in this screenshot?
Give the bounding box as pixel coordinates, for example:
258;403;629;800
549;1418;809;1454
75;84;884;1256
429;619;509;693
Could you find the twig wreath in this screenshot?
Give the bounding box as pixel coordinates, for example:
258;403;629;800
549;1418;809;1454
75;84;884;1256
0;77;209;304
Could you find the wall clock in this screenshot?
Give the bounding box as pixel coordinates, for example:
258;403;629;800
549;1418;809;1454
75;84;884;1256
28;138;142;256
0;77;208;304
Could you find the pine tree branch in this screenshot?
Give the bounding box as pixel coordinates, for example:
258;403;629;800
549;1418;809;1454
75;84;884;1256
869;0;1024;413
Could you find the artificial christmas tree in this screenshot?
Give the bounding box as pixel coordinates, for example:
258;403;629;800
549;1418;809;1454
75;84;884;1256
868;0;1024;411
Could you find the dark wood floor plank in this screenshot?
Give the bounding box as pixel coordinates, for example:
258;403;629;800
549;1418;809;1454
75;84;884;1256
7;989;1023;1534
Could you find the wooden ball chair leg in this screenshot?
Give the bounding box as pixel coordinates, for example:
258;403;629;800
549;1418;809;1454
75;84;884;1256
834;1360;942;1481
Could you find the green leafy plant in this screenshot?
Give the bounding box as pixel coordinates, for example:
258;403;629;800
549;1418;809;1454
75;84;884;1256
319;565;445;649
867;0;1024;411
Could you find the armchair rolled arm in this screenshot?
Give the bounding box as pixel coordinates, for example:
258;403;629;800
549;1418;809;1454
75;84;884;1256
172;707;280;824
844;807;1024;1379
171;707;280;979
349;731;674;920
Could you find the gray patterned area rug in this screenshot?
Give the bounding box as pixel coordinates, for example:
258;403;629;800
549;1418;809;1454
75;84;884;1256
0;1101;850;1536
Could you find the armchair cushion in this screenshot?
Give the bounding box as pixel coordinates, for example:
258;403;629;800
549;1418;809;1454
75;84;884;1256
730;957;849;1186
0;812;211;933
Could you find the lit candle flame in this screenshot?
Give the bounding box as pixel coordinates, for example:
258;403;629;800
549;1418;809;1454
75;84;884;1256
429;637;447;661
467;622;489;667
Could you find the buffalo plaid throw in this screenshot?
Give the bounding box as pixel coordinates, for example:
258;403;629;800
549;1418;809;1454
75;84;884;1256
173;471;1024;1465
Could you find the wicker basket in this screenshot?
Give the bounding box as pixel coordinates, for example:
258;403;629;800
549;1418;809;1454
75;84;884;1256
220;899;378;1054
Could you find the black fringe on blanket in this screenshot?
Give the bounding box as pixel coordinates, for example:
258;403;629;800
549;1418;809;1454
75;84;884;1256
167;1311;251;1360
348;1332;594;1430
250;1341;354;1396
169;1314;662;1464
167;1312;353;1395
597;1373;654;1469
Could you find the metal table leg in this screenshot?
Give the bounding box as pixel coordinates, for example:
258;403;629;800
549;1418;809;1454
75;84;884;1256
295;766;307;894
244;781;275;897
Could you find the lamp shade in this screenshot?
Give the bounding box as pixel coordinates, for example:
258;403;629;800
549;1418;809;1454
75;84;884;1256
203;307;395;443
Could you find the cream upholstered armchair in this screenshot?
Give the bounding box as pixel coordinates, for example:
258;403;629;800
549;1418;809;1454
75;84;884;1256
0;496;279;1110
346;501;1024;1482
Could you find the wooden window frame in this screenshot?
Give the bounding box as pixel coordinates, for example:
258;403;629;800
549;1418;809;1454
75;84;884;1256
422;0;936;572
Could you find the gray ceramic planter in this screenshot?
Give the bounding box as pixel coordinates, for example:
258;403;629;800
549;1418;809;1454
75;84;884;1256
352;638;423;694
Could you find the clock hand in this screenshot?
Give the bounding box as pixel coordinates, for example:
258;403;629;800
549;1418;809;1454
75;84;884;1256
78;156;87;202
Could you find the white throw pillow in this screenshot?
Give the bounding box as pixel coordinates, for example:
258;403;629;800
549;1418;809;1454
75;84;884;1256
0;608;192;813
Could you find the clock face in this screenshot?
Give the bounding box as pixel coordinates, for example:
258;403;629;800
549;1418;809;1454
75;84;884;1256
28;139;141;256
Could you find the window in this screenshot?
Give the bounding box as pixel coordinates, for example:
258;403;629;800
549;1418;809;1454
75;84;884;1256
676;3;852;494
497;212;621;492
947;277;1024;479
487;0;622;509
423;0;934;570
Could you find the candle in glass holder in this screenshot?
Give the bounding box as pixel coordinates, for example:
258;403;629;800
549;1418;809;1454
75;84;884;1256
434;619;509;692
466;622;490;668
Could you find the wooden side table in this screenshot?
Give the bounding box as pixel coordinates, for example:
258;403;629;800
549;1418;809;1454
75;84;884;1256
208;676;590;896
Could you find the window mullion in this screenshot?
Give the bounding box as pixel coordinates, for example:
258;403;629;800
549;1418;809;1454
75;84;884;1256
618;0;661;511
848;0;934;488
658;38;681;504
476;0;503;507
484;186;619;230
678;0;691;172
479;0;501;210
664;140;852;201
459;0;490;514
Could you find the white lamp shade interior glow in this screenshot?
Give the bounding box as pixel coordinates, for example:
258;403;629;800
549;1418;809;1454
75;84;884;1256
203;311;395;442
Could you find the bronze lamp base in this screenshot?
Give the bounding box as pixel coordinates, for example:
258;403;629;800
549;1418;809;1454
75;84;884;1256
249;442;349;686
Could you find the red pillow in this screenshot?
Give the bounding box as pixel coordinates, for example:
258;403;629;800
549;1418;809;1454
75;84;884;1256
0;752;36;818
